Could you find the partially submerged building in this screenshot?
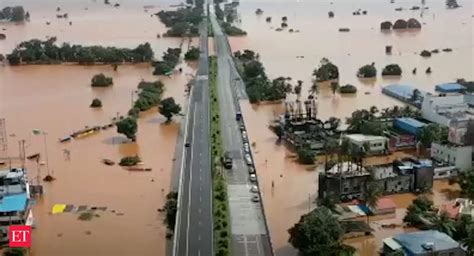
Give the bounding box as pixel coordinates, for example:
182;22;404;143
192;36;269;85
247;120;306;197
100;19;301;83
0;168;33;242
431;142;473;173
383;230;466;256
344;134;389;155
318;158;434;201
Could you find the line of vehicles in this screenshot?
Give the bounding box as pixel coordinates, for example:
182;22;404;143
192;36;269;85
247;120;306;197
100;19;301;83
222;111;260;202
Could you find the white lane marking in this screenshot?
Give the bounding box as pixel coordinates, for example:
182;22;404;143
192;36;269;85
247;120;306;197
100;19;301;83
185;103;197;256
173;83;194;256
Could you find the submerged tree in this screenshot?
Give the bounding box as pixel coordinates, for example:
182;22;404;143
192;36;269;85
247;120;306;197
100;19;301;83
159;97;182;122
288;207;355;256
313;58;339;82
116;117;138;141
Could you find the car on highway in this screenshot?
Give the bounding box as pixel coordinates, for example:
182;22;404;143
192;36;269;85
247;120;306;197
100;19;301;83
245;154;252;166
243;143;250;153
250;185;258;193
249;174;257;182
251;195;260;202
239;125;245;131
248;167;255;174
242;131;248;141
222;151;233;169
185;142;190;147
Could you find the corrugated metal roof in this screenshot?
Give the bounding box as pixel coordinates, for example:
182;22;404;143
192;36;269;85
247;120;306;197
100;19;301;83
435;83;466;93
383;237;402;250
395;117;426;128
0;193;28;212
394;230;460;254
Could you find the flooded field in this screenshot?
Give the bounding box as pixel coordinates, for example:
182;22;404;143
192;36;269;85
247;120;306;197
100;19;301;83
0;0;195;255
234;0;473;255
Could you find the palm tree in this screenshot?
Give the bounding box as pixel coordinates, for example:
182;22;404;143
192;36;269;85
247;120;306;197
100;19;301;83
432;211;456;237
309;80;319;97
369;105;378;117
364;183;382;224
463;224;474;255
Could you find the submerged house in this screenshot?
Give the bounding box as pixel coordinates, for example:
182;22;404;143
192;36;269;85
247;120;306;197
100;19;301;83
0;168;33;242
383;230;466;256
318;158;434;202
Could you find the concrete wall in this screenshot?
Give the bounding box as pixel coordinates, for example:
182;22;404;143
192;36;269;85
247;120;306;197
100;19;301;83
421;93;466;126
431;143;473;172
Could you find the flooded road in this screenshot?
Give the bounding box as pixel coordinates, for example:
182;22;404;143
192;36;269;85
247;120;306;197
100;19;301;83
233;0;472;255
1;0;195;255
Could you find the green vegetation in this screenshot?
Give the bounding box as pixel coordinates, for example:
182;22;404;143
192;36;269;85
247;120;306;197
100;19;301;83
313;58;339;82
446;0;460;8
209;56;232;255
119;155;141;166
6;38;154;65
357;64;377;78
420;50;432;57
288;207;355;256
163;192;178;230
184;47;200;61
363;183;382;223
234;49;291;103
457;79;474;93
133;81;165;111
116;117;138;141
90;98;102;108
403;195;435;226
418;123;448;148
459;170;474;200
297;146;316;164
159;97;182;122
156;7;203;37
152;48;181;75
91;73;113;87
381;64;402;76
78;211;95;221
339;84;357;94
2;247;26;256
221;22;247;36
0;6;27;22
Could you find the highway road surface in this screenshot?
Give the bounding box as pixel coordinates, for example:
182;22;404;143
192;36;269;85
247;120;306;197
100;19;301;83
210;9;274;256
173;18;212;256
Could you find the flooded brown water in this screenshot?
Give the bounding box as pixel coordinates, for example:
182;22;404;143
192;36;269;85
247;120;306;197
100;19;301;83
0;0;196;255
234;0;472;255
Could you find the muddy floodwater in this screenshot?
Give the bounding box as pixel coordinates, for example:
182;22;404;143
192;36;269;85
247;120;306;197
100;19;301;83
0;0;195;255
233;0;473;255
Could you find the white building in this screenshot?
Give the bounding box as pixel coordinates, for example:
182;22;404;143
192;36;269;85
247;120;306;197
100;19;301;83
431;142;473;172
344;134;388;154
421;93;474;126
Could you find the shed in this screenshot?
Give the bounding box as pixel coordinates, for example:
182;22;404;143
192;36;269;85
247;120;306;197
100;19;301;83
393;117;426;136
372;197;397;215
435;83;466;93
393;230;463;255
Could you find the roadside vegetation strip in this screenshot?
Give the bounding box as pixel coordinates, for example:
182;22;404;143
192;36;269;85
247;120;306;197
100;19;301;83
209;56;232;256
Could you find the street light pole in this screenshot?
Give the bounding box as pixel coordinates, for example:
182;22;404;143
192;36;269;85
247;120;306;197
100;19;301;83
43;132;50;176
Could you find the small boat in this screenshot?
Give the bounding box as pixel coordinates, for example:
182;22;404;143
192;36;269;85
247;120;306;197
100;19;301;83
0;161;6;165
59;136;71;143
102;159;115;166
27;153;40;160
338;28;350;32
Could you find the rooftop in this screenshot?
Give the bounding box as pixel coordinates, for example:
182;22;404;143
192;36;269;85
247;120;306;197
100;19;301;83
395;117;427;129
326;162;369;177
0;193;28;212
393;230;461;254
435;83;466;93
345;134;388;143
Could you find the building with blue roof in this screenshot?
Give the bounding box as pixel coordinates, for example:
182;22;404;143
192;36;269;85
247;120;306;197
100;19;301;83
383;230;466;255
393;117;427;136
435;83;466;93
382;84;425;108
0;193;28;213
